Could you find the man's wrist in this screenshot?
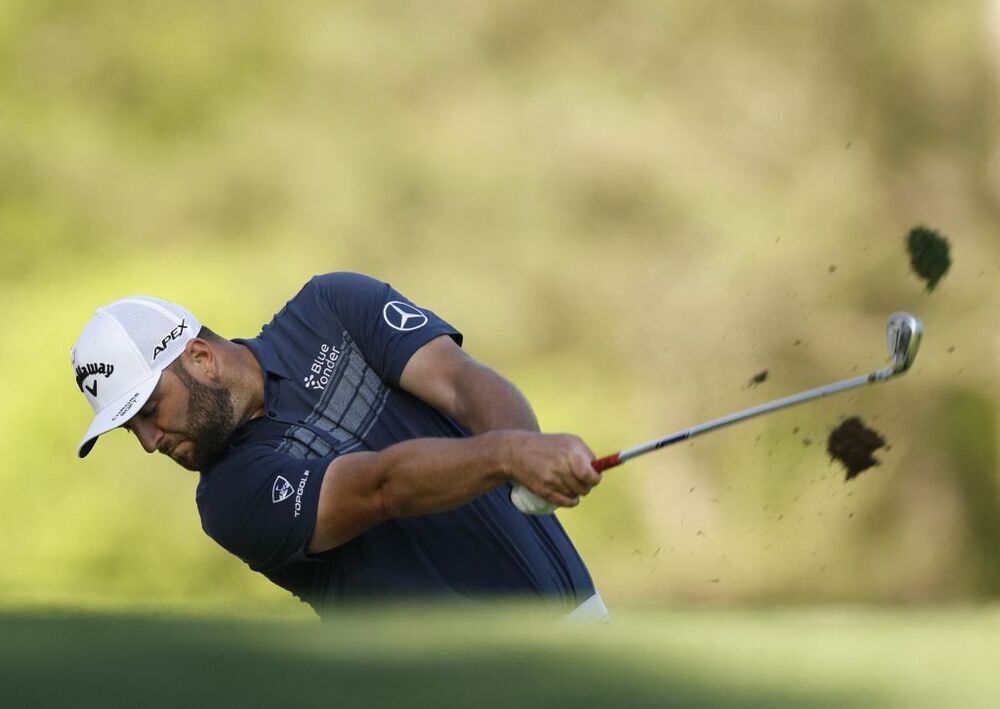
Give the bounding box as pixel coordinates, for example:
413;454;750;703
481;429;523;482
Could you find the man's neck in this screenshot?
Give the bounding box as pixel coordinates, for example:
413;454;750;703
229;341;267;425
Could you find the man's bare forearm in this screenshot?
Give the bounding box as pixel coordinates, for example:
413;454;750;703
373;431;515;517
309;428;594;553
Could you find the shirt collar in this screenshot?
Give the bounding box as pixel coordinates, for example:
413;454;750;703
234;336;293;381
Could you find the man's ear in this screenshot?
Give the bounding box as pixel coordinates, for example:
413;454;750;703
183;338;220;382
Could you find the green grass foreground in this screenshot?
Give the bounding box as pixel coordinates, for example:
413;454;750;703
1;604;998;708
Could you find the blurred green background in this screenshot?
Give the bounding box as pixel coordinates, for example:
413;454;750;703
1;0;998;623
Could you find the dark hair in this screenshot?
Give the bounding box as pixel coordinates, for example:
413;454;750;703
195;325;224;342
166;325;223;379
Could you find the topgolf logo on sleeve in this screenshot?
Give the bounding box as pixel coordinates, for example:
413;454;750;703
272;476;294;504
382;301;428;332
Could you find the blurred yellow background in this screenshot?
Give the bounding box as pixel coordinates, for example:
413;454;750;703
1;0;997;617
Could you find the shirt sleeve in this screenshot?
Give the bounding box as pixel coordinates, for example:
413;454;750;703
309;272;463;386
198;450;334;573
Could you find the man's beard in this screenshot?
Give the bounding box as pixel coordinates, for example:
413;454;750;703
172;364;238;471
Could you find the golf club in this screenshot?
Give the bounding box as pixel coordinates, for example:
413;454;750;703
512;312;923;515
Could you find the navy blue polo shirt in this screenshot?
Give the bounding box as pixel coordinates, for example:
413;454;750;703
196;272;596;614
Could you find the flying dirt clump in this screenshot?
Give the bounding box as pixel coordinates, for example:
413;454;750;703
906;226;951;291
747;370;768;387
827;417;886;481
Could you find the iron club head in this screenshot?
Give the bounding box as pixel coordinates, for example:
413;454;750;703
886;312;923;374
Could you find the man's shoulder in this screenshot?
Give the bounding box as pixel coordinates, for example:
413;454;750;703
260;272;386;330
197;442;280;494
196;443;334;568
196;445;279;532
308;271;384;291
296;272;386;303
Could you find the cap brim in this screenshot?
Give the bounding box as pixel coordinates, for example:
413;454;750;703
77;372;162;458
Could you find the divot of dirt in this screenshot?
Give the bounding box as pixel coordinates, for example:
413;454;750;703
827;416;886;481
906;226;951;291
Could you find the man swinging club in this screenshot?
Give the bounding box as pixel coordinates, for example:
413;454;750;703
71;272;607;619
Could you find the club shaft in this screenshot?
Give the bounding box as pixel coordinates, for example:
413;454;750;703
592;366;894;472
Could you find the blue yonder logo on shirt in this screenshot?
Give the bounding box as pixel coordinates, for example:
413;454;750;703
303;343;341;391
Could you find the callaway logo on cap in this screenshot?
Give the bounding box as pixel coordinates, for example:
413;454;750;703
71;296;201;458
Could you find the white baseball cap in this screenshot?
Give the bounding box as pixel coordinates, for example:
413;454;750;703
72;296;201;458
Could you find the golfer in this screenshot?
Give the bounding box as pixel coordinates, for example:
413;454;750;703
72;272;607;619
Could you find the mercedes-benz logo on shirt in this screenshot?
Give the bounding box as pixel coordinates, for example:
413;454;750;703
382;301;428;332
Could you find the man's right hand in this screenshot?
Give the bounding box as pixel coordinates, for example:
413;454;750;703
503;432;602;508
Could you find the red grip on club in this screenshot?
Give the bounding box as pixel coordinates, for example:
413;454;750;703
591;452;622;473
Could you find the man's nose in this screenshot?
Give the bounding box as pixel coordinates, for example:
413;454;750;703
130;418;163;454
